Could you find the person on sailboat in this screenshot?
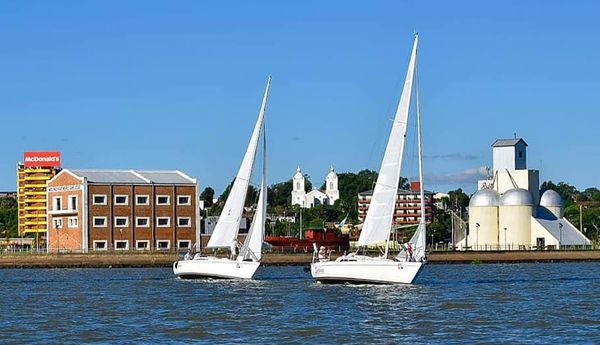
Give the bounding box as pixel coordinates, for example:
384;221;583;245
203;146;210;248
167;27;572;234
318;246;330;262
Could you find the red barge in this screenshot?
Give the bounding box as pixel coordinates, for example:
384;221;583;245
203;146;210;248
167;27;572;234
265;228;350;251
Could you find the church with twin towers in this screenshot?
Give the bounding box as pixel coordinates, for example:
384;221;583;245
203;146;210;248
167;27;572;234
291;166;339;208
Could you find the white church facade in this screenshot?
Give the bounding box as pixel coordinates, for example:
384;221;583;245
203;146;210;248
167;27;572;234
291;166;340;208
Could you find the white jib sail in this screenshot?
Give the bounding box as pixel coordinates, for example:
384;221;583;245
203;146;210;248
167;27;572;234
239;122;267;262
207;76;271;248
357;35;419;247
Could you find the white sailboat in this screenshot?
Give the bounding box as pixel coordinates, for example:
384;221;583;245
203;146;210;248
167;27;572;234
173;76;270;279
311;34;427;284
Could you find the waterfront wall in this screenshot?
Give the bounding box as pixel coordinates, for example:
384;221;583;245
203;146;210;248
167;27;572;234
3;250;600;268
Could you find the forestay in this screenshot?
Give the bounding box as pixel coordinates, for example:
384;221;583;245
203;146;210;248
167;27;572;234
357;35;419;247
207;76;271;248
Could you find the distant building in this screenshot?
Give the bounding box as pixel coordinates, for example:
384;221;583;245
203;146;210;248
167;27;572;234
17;151;62;236
0;191;17;199
357;182;434;225
433;192;449;210
460;138;590;250
291;166;340;208
46;169;199;252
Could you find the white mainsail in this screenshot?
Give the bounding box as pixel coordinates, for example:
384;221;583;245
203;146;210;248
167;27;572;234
239;122;267;261
207;76;271;249
408;64;427;262
357;35;419;247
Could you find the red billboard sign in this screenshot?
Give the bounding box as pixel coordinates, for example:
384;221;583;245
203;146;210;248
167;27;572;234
24;151;61;167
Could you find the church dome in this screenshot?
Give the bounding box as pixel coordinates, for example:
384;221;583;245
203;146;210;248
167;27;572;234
500;188;533;206
540;189;563;207
469;189;500;207
294;166;303;179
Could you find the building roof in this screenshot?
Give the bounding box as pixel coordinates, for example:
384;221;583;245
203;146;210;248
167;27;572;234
492;138;528;148
67;169;196;185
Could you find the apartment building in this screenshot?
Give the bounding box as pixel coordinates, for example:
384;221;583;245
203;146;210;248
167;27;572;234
357;182;434;225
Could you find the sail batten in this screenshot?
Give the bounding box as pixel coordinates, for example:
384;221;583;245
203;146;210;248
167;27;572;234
357;35;419;247
207;76;271;249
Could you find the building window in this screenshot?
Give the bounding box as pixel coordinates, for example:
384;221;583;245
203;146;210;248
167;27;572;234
114;217;129;227
177;195;191;205
177;217;191;227
93;240;107;251
136;240;150;250
53;218;63;228
296;182;300;190
178;240;191;249
68;217;78;228
156;195;170;205
115;240;129;250
53;197;62;211
114;195;128;205
136;195;149;205
69;195;78;210
136;217;150;227
519;150;523;158
93;194;107;205
157;217;170;227
329;182;334;190
93;217;107;227
157;240;170;250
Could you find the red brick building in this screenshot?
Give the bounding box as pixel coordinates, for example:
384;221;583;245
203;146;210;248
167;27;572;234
47;169;198;252
357;182;434;225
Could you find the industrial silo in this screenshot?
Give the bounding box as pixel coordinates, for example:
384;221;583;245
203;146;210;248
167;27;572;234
499;188;533;250
540;189;564;219
468;189;500;250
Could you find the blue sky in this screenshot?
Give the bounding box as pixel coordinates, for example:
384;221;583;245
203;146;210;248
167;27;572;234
1;1;599;195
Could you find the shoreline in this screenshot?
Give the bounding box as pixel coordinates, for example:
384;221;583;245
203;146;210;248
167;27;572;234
1;250;600;268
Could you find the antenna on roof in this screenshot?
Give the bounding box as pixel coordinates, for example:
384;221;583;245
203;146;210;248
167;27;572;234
514;132;517;139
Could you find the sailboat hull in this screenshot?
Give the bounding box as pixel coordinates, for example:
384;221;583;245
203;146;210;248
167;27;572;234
173;257;260;280
311;258;423;284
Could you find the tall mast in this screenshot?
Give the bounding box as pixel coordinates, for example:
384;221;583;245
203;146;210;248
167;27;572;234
416;35;426;229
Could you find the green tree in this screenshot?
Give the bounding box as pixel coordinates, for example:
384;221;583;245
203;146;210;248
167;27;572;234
199;187;215;207
0;197;18;238
447;188;470;214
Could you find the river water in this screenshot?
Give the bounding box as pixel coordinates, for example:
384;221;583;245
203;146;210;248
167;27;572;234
1;262;599;344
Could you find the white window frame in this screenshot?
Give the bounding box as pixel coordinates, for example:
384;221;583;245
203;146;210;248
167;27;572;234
114;216;129;227
68;216;78;228
114;194;129;206
53;196;62;211
68;195;78;211
177;217;191;227
177;195;191;206
53;218;63;228
135;195;149;205
156;240;170;250
93;216;107;228
93;240;108;251
177;240;191;249
114;240;129;251
156;217;171;227
156;195;170;205
136;217;150;227
136;240;150;250
92;194;107;205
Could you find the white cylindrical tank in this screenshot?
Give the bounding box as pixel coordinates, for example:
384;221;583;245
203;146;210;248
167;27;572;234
468;189;499;250
540;189;564;218
499;188;533;249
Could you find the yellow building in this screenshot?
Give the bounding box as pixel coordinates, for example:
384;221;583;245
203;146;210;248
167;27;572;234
17;152;62;237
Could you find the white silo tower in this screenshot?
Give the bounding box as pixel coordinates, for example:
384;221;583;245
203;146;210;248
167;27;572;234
468;189;500;250
540;189;564;219
499;188;533;250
